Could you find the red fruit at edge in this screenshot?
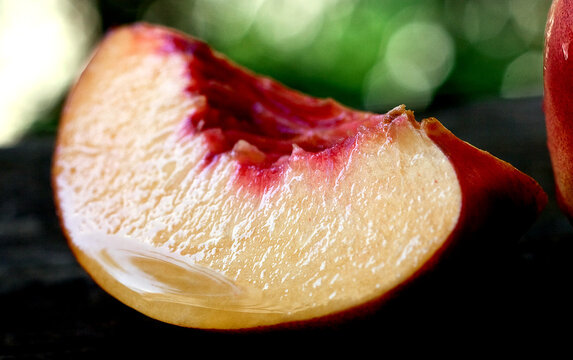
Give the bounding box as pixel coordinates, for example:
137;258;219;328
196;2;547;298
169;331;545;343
544;0;573;221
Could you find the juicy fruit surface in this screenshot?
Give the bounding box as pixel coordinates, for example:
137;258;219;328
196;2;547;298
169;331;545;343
53;24;546;330
162;34;387;171
544;0;573;219
53;25;462;328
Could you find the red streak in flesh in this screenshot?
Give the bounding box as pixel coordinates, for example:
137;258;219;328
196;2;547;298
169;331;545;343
161;34;388;190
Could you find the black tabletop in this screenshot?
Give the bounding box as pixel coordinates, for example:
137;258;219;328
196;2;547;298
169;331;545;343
1;97;571;357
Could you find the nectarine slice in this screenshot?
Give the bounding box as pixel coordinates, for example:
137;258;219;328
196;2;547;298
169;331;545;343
544;0;573;221
53;23;546;330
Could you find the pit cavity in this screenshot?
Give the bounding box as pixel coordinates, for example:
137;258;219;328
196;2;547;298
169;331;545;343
161;34;397;171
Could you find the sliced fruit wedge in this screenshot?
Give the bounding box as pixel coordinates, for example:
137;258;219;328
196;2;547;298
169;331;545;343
52;23;547;330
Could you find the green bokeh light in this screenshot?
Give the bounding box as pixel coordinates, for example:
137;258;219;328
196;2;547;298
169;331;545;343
0;0;553;144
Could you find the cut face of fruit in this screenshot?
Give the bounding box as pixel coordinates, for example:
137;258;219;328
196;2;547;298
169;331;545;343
53;23;547;330
544;0;573;221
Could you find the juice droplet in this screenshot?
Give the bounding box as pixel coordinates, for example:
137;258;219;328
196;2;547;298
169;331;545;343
72;232;289;314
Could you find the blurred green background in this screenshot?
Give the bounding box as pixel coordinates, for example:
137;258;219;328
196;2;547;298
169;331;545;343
0;0;552;147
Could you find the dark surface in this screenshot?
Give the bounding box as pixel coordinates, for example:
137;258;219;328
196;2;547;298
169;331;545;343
1;97;572;357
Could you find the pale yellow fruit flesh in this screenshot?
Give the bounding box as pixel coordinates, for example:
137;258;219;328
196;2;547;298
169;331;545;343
53;28;462;329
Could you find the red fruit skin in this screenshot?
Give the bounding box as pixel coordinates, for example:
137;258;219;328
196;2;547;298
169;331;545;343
423;119;547;247
544;0;573;221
